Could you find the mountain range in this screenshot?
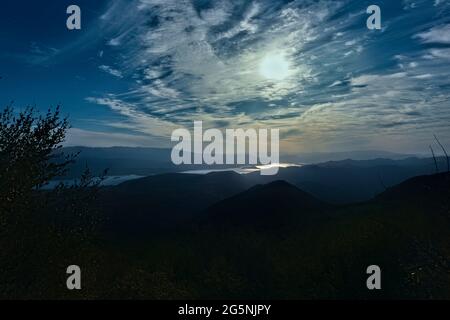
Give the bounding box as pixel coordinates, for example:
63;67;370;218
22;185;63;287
60;146;425;178
97;153;448;238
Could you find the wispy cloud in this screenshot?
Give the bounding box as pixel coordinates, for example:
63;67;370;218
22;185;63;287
415;24;450;44
65;128;162;147
65;0;450;151
16;42;61;65
99;65;123;78
85;96;178;139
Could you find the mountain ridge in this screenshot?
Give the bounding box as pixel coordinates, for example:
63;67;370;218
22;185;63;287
204;180;329;230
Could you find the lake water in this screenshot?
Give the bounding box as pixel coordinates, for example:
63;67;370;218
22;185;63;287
43;164;303;189
42;175;145;189
181;163;302;175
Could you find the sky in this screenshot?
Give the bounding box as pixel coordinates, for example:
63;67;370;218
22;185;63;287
0;0;449;154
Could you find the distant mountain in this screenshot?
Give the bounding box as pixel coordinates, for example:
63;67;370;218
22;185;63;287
205;180;328;230
60;146;236;178
284;150;418;163
316;157;449;169
244;157;441;204
99;157;445;237
59;146;426;178
60;146;173;178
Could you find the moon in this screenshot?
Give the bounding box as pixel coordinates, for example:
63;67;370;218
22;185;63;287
259;52;291;81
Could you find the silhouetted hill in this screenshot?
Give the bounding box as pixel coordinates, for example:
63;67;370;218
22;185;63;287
56;145;444;204
205;180;329;230
245;159;438;204
376;172;450;202
98;158;446;236
100;171;255;234
23;166;450;298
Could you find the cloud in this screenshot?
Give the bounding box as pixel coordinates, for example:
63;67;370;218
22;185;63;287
65;128;162;147
77;0;450;153
427;48;450;59
17;42;61;65
216;2;260;40
86;0;343;122
99;65;123;78
85;96;178;138
415;24;450;44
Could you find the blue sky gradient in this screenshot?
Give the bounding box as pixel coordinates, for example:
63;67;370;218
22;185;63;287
1;0;449;154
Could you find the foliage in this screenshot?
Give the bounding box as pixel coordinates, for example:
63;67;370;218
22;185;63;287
0;105;105;299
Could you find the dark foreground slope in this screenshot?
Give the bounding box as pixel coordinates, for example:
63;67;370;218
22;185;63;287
4;172;449;299
77;172;450;299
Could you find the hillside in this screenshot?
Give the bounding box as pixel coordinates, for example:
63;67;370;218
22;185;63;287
100;171;255;234
205;180;328;230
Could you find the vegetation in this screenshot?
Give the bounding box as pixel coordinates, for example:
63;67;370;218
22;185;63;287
1;104;450;299
0;105;104;299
